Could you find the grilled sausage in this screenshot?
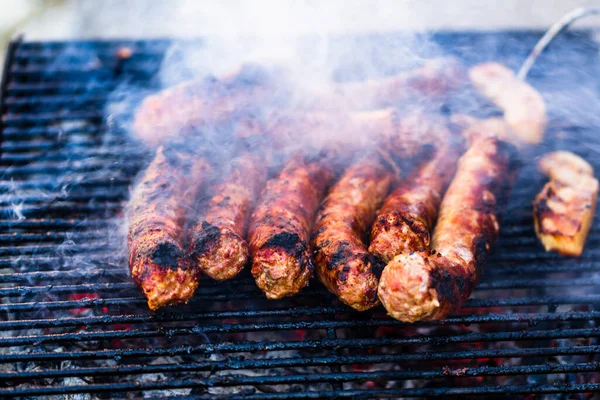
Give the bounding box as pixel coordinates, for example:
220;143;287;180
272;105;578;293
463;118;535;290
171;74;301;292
534;151;598;256
128;145;211;310
190;153;268;280
134;59;462;147
469;62;547;144
312;152;398;311
378;137;519;322
237;108;423;162
248;152;336;299
451;114;513;145
369;141;462;264
304;57;464;110
133;64;289;146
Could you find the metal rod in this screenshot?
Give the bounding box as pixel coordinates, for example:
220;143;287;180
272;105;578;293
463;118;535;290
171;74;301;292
0;341;596;365
2;310;600;332
518;7;600;80
1;322;599;347
3;378;600;398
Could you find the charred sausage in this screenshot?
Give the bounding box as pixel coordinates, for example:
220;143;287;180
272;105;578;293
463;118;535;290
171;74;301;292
134;59;462;147
248;152;336;299
304;57;464;110
312;152;398;311
369;141;462;264
190;153;268;280
133;64;289;146
237;108;423;162
378;137;519;322
128;145;211;310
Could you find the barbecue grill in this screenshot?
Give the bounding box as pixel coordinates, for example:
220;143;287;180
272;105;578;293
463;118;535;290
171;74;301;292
2;30;600;398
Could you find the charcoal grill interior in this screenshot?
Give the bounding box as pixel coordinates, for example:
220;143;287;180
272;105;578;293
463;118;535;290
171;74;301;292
2;31;600;398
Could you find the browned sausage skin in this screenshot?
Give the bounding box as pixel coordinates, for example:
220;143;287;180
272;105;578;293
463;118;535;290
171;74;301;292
134;59;463;147
248;152;336;299
128;145;211;310
189;153;268;280
312;152;398;311
133;64;289;146
469;62;547;144
378;137;519;322
369;141;462;264
303;57;464;110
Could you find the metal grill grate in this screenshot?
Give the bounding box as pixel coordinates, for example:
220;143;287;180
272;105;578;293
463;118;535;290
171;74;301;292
2;32;600;398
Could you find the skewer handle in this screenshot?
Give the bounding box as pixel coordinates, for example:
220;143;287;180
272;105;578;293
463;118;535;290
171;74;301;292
517;7;600;81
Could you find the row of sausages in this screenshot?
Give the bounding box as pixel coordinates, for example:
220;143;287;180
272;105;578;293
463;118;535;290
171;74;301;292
127;59;541;322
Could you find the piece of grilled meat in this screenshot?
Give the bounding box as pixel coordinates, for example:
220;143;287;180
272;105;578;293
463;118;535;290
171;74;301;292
469;62;547;144
133;64;289;146
134;58;462;147
311;152;398;311
128;145;211;310
451;114;513;145
534;151;598;256
304;57;464;110
369;141;462;264
378;137;519;322
248;152;336;299
190;152;268;280
244;108;435;164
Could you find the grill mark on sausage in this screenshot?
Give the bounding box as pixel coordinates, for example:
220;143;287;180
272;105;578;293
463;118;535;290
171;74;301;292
191;221;221;255
369;141;462;264
128;145;211;310
249;152;336;299
264;232;306;257
189;152;268;281
312;152;397;311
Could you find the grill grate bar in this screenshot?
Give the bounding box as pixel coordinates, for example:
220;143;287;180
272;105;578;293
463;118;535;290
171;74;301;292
3;375;600;398
0;203;123;219
1;159;141;175
0;231;111;244
2;110;105;124
0;192;127;206
2;309;600;332
0;242;116;256
3;294;600;313
2;324;600;348
1;150;139;165
1;359;598;383
0;342;597;365
0;179;131;192
0;282;136;297
2;125;106;137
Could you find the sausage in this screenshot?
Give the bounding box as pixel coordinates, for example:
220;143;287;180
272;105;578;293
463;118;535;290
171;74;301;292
134;59;462;147
369;141;462;264
312;152;398;311
451;114;513;145
189;152;268;280
248;152;336;299
378;137;519;322
133;64;289;146
128;145;211;310
469;62;547;144
235;108;422;161
303;57;464;110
